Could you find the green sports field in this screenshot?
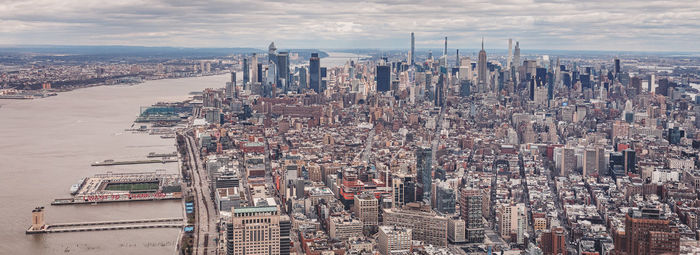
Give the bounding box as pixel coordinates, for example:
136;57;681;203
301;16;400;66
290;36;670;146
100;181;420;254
104;182;159;192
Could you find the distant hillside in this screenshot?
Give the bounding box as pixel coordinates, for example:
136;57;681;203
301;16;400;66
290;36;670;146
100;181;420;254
0;45;266;57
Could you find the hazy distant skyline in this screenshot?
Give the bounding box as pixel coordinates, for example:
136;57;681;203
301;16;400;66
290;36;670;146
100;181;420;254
2;0;699;52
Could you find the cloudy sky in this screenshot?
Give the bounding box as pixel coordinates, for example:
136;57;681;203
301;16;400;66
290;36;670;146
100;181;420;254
1;0;699;52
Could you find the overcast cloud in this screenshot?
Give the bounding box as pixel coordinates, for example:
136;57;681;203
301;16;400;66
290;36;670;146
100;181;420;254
1;0;699;51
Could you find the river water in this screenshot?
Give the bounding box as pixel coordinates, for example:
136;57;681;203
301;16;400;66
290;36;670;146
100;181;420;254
0;74;229;254
0;52;359;254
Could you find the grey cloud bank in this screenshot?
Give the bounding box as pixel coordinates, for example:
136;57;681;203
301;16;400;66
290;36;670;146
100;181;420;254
1;0;699;51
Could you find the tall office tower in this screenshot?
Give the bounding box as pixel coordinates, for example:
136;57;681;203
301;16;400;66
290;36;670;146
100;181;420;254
415;147;432;202
539;227;567;255
428;50;433;60
383;206;449;246
477;38;488;90
226;202;281;255
507;38;513;70
353;192;379;228
624;207;680;255
392;175;416;208
614;57;621;76
243;58;250;88
279;215;291;255
378;226;412;255
410;32;415;66
251;53;258;84
298;66;307;89
513;41;521;73
309;53;321;93
376;64;391;92
460;189;484;243
277;52;290;89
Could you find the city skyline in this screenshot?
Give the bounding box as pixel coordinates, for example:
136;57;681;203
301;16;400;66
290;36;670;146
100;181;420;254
1;0;700;52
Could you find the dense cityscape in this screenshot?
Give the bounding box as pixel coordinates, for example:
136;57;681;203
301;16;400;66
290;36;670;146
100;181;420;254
17;32;700;254
3;2;700;255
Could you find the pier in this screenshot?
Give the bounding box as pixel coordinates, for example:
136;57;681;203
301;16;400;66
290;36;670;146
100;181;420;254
51;195;180;205
26;208;184;234
91;158;177;166
147;152;178;158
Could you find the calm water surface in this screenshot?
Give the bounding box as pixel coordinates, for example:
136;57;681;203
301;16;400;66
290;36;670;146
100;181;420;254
0;74;228;254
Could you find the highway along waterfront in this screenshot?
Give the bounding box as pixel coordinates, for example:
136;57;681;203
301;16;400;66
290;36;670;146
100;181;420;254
0;74;228;254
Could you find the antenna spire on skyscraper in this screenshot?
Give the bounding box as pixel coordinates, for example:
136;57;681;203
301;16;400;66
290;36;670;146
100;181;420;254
481;37;484;50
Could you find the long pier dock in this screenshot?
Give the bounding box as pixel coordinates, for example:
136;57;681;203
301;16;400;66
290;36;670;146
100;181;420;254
26;217;184;234
147;152;177;158
91;158;177;166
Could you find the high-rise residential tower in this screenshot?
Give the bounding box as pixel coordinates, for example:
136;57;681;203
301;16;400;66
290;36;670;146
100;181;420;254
443;36;448;60
410;32;415;66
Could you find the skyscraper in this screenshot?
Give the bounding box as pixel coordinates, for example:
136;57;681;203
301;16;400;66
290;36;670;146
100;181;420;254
410;32;415;66
416;147;432;202
376;64;391;92
251;53;258;84
226;71;237;99
298;66;307;89
268;42;277;64
309;53;321;93
455;49;459;69
243;58;250;87
277;52;289;89
435;73;445;107
513;41;521;74
443;36;448;59
507;38;513;70
477;38;488;91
